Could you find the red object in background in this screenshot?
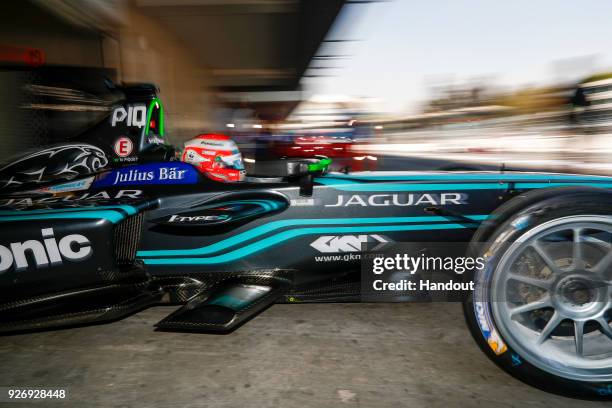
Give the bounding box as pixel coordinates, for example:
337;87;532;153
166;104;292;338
272;135;377;171
0;44;46;67
181;134;246;182
273;136;353;158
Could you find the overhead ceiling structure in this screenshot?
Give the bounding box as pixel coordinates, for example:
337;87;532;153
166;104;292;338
135;0;346;121
32;0;346;122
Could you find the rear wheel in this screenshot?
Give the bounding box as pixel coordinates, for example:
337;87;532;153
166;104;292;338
464;193;612;399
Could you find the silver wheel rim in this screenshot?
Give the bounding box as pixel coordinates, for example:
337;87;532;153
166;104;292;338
491;215;612;382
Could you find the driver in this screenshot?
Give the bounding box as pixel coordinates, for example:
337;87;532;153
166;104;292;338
181;134;246;182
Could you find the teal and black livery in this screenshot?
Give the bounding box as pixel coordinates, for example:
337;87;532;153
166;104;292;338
2;153;612;399
0;198;161;331
149;196;288;228
315;172;612;191
135;171;612;273
0;203;145;224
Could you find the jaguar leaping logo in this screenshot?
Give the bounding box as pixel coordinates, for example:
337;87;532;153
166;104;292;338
0;144;108;189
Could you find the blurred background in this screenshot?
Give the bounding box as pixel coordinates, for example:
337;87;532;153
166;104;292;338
2;0;612;174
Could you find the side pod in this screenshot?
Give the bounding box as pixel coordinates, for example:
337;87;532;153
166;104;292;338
155;272;292;333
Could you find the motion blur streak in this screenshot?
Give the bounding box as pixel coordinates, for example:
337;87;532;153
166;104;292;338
2;0;612;175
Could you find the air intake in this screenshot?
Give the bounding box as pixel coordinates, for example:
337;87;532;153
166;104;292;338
114;213;144;265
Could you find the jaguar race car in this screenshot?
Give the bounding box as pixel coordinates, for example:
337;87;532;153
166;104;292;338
0;84;610;400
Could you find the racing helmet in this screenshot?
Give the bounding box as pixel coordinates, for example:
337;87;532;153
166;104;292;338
181;134;246;182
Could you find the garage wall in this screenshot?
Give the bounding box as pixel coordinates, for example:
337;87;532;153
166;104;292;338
0;0;217;157
116;5;217;144
0;1;108;159
0;1;105;68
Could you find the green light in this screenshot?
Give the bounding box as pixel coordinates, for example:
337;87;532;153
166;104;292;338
308;157;332;173
145;97;164;136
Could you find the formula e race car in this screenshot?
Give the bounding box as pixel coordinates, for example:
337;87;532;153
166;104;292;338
0;84;610;400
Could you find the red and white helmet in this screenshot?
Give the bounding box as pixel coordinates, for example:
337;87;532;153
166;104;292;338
181;134;246;182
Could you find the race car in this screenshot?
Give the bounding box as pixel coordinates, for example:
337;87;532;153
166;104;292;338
0;86;610;400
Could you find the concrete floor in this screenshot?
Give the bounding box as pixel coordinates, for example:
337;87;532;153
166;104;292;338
0;303;608;408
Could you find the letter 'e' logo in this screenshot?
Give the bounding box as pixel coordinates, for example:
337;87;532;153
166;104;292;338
114;137;133;157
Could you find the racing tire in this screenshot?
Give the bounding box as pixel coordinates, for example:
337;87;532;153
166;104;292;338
463;189;612;399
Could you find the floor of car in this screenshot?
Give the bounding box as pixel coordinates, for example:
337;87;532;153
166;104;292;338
0;303;606;408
